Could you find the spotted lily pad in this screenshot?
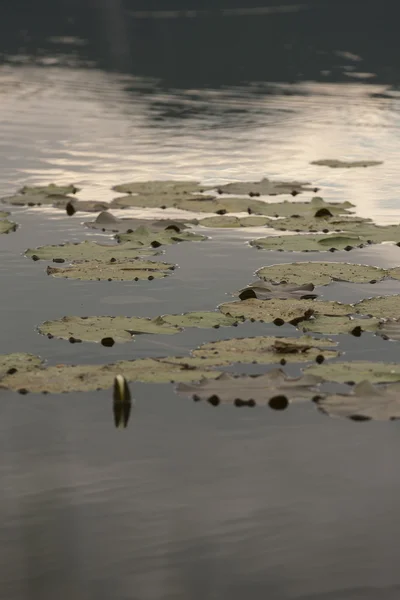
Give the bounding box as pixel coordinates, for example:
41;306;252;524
250;233;365;252
311;159;383;168
0;357;222;393
376;320;400;341
267;215;371;233
205;177;316;196
52;198;109;212
197;215;271;228
177;369;323;407
191;335;338;365
305;361;400;384
355;296;400;319
0;218;17;233
219;298;353;323
19;183;80;195
116;225;206;246
0;353;44;378
161;311;241;329
84;211;192;233
39;315;181;343
257;262;387;286
112;180;203;195
25;240;158;262
316;380;400;421
301;315;380;335
1;193;74;207
46;258;175;281
237;282;318;301
333;223;400;243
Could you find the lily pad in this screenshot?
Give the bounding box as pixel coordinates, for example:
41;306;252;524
112;180;203;195
311;159;382;168
1;193;74;207
18;183;79;195
355;296;400;319
219;298;353;323
376;320;400;341
0;357;222;394
0;211;9;218
0;353;44;378
46;258;175;281
250;233;365;252
316;380;400;421
177;369;323;407
305;361;400;384
161;311;241;329
0;218;17;234
301;315;380;335
52;198;110;212
191;335;338;365
267;215;370;233
85;211;192;233
25;240;158;262
39;315;181;343
115;225;206;246
237;282;318;301
334;223;400;243
257;262;387;286
197;215;271;228
205;177;316;196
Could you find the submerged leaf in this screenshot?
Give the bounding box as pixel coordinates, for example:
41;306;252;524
305;361;400;384
250;233;365;252
219;298;352;323
85;211;192;233
115;225;206;246
191;335;338;365
161;311;240;329
46;258;175;281
112;180;202;195
39;315;181;343
316;380;400;421
257;262;387;286
25;240;158;262
311;159;382;168
177;369;323;407
237;281;318;301
301;315;380;335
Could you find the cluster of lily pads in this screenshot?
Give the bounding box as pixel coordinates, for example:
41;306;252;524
3;162;400;421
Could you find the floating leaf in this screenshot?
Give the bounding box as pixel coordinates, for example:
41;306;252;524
337;223;400;243
19;183;79;195
161;311;241;329
112;180;202;195
191;335;338;365
204;177;316;196
84;211;192;233
25;240;157;262
305;361;400;384
1;193;74;207
267;215;371;233
301;315;380;335
38;315;181;343
115;225;206;246
316;381;400;421
237;282;318;301
250;233;365;252
177;369;323;407
355;296;400;319
257;262;386;286
0;353;44;378
0;357;222;394
197;215;271;228
376;320;400;341
46;258;175;281
0;211;9;218
0;218;17;234
219;298;353;323
52;198;109;212
311;159;383;168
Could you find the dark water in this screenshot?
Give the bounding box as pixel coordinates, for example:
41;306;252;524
2;2;400;599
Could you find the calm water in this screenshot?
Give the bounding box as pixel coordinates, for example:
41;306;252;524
2;2;400;599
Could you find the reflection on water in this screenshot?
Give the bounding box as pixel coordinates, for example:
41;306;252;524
2;2;400;599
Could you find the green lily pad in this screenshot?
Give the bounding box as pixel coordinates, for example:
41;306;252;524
219;298;353;323
311;159;382;168
334;223;400;243
267;215;371;233
237;282;318;301
19;183;79;195
0;353;44;377
112;180;203;195
0;211;9;218
191;335;338;366
39;315;181;343
301;315;380;335
316;380;400;421
355;296;400;319
1;193;74;207
0;218;17;234
257;262;387;286
116;225;206;246
305;361;400;384
25;240;158;262
197;215;271;228
376;320;400;341
177;369;323;407
84;211;192;233
52;198;109;212
0;357;222;394
46;258;175;281
250;233;365;252
204;177;316;196
161;311;241;329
